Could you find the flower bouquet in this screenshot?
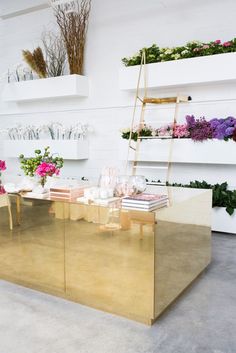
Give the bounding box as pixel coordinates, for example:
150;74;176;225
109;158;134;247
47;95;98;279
0;160;6;194
19;146;64;190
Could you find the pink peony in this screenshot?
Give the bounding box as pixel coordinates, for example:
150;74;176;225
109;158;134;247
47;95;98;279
36;162;60;178
0;160;6;171
223;41;231;47
173;124;190;138
214;40;221;44
202;44;210;49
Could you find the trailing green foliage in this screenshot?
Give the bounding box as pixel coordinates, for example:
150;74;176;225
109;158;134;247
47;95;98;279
166;180;236;215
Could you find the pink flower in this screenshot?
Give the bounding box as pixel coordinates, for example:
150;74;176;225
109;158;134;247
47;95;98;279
202;45;210;49
0;185;6;195
193;47;201;52
223;41;231;47
158;124;173;137
214;40;221;44
36;162;60;178
0;160;6;171
173;124;190;138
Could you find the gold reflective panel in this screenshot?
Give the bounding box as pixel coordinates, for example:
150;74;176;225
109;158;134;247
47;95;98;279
0;187;212;325
0;199;65;294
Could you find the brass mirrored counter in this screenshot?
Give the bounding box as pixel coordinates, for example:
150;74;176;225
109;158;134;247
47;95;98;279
0;187;212;325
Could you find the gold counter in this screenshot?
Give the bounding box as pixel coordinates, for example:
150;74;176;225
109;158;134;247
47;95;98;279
0;187;212;325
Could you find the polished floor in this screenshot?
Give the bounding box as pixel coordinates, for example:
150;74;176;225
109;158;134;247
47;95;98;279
0;232;235;353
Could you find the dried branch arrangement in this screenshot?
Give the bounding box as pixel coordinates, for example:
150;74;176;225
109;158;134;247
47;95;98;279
22;47;47;78
41;31;66;77
53;0;91;75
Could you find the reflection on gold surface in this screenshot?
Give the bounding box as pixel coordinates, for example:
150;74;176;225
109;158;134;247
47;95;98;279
0;188;212;325
0;202;65;293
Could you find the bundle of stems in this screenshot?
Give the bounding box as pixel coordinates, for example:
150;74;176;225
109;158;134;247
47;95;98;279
41;31;66;77
22;47;47;78
54;0;91;75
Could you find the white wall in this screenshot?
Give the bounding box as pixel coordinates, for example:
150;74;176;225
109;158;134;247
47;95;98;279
0;0;236;186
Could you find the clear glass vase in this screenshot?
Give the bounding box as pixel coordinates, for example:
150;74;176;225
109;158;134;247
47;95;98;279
114;175;146;197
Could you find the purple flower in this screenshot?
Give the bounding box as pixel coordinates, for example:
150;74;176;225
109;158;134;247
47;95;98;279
209;118;220;129
225;127;235;136
186;115;196;129
225;116;236;125
186;116;213;141
209;116;236;139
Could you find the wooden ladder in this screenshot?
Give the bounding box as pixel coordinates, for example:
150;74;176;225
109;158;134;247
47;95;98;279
126;51;191;184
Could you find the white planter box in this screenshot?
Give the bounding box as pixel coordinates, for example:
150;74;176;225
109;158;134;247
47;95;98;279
119;53;236;90
3;139;89;160
212;207;236;234
120;139;236;165
2;74;89;102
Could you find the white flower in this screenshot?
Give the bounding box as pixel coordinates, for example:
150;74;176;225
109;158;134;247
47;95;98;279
165;48;173;55
181;50;189;55
120;128;130;134
187;40;202;45
172;53;181;60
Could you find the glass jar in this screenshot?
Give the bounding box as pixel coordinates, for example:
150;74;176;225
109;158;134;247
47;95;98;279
129;175;146;194
114;175;134;197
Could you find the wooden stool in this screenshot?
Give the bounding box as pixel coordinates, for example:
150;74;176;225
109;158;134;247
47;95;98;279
0;193;13;230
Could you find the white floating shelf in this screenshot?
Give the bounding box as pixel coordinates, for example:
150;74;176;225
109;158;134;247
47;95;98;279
212;208;236;234
119;53;236;90
2;74;89;102
120;139;236;165
3;139;89;160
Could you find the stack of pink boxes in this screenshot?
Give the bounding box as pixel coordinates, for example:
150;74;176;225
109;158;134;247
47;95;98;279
50;186;84;201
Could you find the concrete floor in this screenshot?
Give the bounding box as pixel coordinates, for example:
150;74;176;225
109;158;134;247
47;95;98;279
0;232;235;353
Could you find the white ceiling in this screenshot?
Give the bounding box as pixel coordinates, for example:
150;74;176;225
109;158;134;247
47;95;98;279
0;0;226;20
0;0;49;19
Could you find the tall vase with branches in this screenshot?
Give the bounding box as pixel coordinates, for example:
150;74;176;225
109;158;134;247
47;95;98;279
41;31;66;77
53;0;91;75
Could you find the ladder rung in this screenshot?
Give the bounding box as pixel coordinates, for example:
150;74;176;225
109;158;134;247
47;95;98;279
142;96;191;104
133;166;168;170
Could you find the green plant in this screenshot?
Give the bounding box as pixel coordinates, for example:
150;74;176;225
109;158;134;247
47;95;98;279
19;146;64;178
166;180;236;215
122;44;161;66
122;38;236;67
121;126;154;141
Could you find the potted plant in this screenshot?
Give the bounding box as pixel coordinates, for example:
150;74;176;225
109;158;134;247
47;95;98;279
19;147;64;192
